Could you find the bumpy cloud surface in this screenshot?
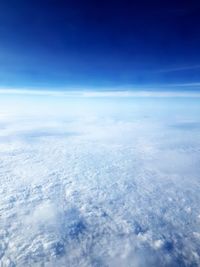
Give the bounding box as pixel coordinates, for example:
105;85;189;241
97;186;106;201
0;93;200;267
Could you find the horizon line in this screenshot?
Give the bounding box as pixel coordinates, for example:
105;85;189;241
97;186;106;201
1;88;200;98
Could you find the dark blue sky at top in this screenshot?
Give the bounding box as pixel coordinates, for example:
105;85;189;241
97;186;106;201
0;0;200;90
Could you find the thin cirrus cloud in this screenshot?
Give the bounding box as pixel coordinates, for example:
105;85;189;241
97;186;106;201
0;88;200;98
152;64;200;73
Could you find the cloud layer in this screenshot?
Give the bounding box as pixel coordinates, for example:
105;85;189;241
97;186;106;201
0;94;200;266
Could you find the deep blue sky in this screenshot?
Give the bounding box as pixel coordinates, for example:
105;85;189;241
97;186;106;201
0;0;200;90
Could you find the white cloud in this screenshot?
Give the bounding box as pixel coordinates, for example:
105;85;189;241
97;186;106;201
0;93;200;266
0;88;200;98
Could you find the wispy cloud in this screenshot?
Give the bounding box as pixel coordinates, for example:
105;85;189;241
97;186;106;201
81;90;200;98
0;88;200;98
153;64;200;73
168;82;200;87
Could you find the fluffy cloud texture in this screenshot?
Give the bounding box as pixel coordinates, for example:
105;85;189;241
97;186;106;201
0;92;200;266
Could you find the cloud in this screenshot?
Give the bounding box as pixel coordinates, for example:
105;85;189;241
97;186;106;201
0;94;200;266
81;90;200;98
153;64;200;73
1;88;200;98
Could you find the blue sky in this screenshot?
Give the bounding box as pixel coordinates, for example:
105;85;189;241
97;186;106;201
0;0;200;90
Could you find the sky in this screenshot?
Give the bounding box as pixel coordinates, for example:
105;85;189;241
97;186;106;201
0;0;200;90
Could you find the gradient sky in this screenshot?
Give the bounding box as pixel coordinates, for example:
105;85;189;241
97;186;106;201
0;0;200;90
